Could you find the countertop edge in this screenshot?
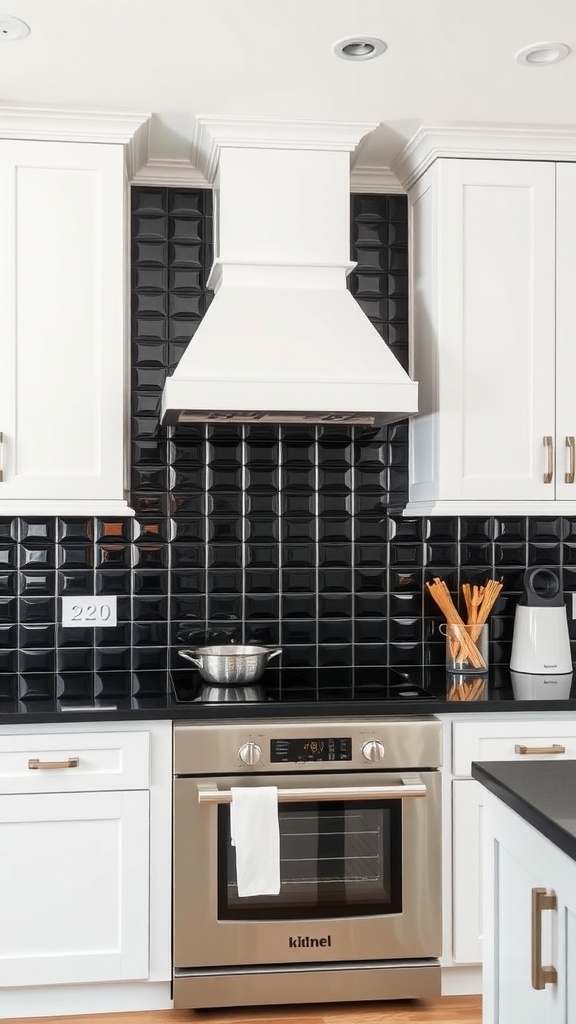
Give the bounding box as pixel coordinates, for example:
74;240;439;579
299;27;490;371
2;696;576;724
471;760;576;864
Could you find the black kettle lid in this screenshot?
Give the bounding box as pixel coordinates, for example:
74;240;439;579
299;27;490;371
518;567;564;608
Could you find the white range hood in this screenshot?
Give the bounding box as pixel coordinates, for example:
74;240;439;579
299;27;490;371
161;117;418;427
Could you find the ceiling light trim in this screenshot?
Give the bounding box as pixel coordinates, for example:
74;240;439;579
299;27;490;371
516;41;570;66
333;36;387;61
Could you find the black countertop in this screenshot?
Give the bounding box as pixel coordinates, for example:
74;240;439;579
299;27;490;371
1;665;576;724
471;759;576;864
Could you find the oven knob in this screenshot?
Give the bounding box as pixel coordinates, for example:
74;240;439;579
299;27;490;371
362;740;386;763
238;741;262;766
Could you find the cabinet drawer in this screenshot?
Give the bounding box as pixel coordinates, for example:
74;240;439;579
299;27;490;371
452;719;576;776
0;732;150;793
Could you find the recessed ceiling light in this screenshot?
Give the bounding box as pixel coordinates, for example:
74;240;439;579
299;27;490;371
515;41;570;66
0;14;30;40
333;37;387;61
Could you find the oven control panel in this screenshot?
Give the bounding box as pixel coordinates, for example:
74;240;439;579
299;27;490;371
271;737;352;762
174;718;442;774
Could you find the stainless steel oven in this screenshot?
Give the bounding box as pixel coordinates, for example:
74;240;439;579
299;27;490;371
173;716;442;1009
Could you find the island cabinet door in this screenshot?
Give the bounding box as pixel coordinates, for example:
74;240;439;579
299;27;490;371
483;793;576;1024
0;789;149;987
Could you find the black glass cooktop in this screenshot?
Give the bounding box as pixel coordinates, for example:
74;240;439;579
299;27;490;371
171;667;451;705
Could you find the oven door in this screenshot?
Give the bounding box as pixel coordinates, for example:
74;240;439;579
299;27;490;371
174;770;441;969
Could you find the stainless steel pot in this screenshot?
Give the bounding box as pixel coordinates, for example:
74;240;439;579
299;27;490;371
178;644;281;685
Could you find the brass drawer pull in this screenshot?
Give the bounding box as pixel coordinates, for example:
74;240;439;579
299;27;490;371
531;887;558;990
28;757;80;770
543;435;554;484
514;744;566;756
566;436;576;484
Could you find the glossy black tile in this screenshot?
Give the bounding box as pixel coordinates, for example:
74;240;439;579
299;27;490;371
57;647;94;672
0;649;17;671
56;674;95;701
19;673;56;700
354;620;386;644
58;571;94;595
19;624;56;648
0;623;17;647
318;620;352;644
0;573;16;598
20;649;55;673
20;598;55;623
245;595;280;620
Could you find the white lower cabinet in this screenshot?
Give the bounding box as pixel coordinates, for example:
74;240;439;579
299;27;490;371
483;792;576;1024
0;721;173;1019
445;714;576;978
0;789;149;986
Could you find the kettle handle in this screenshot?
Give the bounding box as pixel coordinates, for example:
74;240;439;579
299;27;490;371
179;649;203;668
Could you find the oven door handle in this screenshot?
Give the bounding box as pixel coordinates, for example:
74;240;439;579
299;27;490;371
196;777;428;804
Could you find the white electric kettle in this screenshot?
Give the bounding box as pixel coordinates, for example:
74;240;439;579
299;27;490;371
510;567;572;675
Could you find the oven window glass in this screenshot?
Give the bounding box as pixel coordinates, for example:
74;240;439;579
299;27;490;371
217;799;402;920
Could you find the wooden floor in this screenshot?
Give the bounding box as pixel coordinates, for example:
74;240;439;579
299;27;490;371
6;997;481;1024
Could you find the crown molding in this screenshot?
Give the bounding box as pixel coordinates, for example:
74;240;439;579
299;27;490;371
132;155;402;193
191;115;380;183
350;165;404;194
0;105;152;177
132;157;210;188
392;122;576;190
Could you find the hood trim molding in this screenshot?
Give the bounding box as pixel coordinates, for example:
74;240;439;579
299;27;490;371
191;116;379;183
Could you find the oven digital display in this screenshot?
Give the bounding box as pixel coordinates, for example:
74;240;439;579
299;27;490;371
271;738;352;762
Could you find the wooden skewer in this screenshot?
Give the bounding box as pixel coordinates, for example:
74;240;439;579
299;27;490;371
426;578;486;668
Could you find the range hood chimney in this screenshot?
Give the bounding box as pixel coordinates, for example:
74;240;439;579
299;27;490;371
161;117;418;427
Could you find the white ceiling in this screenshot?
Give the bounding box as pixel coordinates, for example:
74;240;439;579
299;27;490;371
2;0;576;172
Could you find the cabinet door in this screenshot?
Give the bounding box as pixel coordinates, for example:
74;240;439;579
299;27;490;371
0;140;131;514
555;162;576;501
452;779;483;963
483;794;574;1024
0;789;149;987
409;159;557;512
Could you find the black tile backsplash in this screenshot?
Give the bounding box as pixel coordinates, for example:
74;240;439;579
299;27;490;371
1;187;575;702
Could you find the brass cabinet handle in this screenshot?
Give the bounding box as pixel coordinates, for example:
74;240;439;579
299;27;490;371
28;757;79;770
566;436;576;484
514;744;566;756
543;435;554;483
531;887;558;990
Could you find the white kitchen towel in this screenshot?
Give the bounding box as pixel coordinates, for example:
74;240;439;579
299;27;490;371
230;786;281;897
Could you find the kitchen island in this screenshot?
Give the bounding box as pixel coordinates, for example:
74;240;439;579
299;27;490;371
472;759;576;1023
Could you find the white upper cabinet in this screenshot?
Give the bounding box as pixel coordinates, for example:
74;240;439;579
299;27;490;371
405;155;576;515
0;109;150;515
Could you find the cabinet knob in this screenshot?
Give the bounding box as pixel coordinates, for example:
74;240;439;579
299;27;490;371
238;742;262;766
361;740;386;763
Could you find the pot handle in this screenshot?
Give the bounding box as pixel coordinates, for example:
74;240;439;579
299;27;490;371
266;647;282;661
179;649;203;668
